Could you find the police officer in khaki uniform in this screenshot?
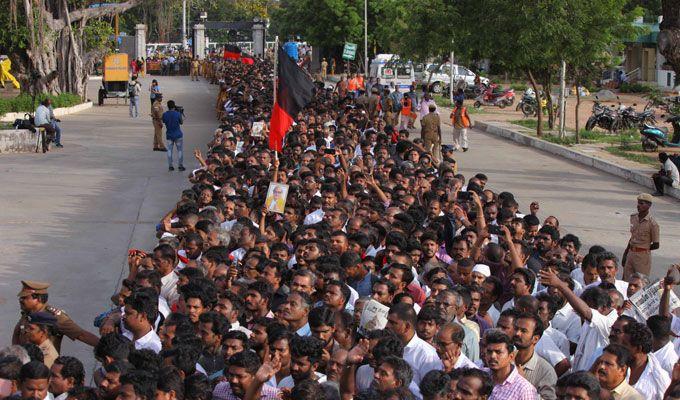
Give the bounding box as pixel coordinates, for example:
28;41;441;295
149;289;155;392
623;193;660;279
151;95;166;151
23;311;60;367
420;104;442;162
12;281;99;351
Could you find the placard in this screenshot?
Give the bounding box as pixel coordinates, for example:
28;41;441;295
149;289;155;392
251;121;265;137
264;182;289;214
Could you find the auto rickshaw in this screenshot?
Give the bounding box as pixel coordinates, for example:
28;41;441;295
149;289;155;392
98;53;129;105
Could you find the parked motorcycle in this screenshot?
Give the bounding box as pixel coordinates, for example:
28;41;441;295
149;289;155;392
619;103;656;130
473;85;515;108
640;115;680;152
516;89;539;117
585;100;622;133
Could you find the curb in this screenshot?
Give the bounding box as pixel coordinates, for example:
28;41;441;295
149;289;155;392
474;120;680;200
0;101;93;122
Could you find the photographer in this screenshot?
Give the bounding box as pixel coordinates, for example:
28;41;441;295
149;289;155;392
162;100;185;171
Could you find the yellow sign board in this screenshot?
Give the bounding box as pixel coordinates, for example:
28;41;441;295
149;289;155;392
103;53;129;82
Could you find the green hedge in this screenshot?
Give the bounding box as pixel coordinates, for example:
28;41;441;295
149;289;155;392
0;93;82;117
619;82;655;93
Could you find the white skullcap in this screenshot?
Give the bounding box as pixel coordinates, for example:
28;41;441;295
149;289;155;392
472;264;491;278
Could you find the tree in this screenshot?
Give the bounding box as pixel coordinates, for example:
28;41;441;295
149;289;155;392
659;0;680;87
1;0;142;98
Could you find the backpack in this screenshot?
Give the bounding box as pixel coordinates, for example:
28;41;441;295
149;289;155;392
13;113;36;133
128;82;140;97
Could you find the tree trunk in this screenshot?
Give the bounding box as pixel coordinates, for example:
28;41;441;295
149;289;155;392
659;0;680;86
19;0;141;97
527;69;543;137
543;72;555;129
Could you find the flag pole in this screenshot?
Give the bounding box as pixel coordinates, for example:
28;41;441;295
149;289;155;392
273;35;279;158
273;35;279;109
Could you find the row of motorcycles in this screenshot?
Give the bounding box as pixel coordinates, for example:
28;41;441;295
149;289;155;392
585;96;656;133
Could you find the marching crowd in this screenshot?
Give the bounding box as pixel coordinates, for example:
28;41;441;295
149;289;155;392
3;55;680;400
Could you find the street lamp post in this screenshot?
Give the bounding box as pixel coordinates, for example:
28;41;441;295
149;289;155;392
364;0;368;74
182;0;187;50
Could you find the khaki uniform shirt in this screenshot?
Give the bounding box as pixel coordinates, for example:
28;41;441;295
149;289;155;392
12;304;87;352
39;339;59;367
628;213;659;249
421;112;441;141
152;101;164;121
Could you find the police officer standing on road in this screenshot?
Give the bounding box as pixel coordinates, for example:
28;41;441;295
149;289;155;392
12;281;99;351
421;104;442;162
623;193;660;280
151;95;167;152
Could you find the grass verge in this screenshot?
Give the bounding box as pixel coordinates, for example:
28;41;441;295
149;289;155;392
0;93;82;117
604;146;658;166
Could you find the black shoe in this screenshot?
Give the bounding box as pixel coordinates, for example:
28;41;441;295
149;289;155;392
55;143;63;148
652;192;664;196
178;165;186;171
462;148;468;152
169;166;175;171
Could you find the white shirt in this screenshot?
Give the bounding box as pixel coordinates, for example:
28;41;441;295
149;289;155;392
501;298;514;311
277;372;326;388
403;333;443;385
536;334;567;366
133;329;162;353
573;309;618;371
230;321;253;337
552;302;582;343
631;353;670;400
487;304;501;326
653;341;679;376
303;208;325;225
35;104;51;126
158;296;171;318
664;159;680;186
160;271;179;305
454;353;478;369
544;326;570;357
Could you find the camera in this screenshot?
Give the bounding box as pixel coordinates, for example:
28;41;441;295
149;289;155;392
175;105;186;118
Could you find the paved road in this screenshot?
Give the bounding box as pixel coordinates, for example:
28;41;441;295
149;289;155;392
0;76;218;371
439;123;680;280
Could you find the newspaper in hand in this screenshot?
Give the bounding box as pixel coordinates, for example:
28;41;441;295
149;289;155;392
629;279;680;321
359;299;390;335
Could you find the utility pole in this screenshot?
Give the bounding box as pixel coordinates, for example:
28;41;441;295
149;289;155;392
182;0;187;50
364;0;368;74
559;60;566;138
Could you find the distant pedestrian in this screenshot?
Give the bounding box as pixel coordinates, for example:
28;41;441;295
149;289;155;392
330;58;336;75
162;100;185;171
450;99;472;151
190;58;200;81
128;76;142;118
321;58;328;81
149;79;162;107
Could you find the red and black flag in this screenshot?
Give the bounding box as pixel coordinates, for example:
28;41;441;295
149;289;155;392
223;44;241;60
269;46;315;151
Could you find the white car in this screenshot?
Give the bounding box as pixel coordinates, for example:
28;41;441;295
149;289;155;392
423;63;489;93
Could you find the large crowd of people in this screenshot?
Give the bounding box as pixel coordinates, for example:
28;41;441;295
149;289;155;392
3;55;680;400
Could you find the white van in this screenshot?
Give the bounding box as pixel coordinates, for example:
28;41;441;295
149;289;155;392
369;54;416;92
423;63;489;93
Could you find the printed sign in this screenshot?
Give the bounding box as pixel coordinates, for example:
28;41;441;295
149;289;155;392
629;279;680;321
358;299;390;335
264;182;289;214
342;42;357;60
